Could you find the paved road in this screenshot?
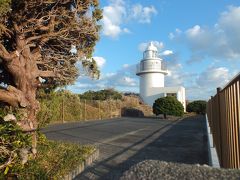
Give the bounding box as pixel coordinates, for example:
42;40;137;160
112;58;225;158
42;115;208;180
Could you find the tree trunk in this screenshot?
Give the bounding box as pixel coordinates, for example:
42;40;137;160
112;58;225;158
4;36;41;156
164;113;167;119
12;65;40;155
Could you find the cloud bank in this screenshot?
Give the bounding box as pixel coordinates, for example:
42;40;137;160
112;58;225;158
170;6;240;63
69;63;138;92
102;0;157;38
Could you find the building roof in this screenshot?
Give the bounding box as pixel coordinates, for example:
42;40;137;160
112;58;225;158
145;42;158;52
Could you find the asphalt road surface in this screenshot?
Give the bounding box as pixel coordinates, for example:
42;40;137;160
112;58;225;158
42;115;208;180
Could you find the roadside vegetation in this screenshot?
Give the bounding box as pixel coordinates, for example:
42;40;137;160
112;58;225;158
186;100;207;114
37;89;153;126
79;88;122;100
1;88;153;177
0;132;95;179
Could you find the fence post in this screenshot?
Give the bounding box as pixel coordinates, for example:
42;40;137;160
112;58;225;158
84;100;86;121
210;96;213;135
98;100;101;120
217;87;223;167
61;96;64;123
110;99;112;118
79;98;81;120
119;101;122;118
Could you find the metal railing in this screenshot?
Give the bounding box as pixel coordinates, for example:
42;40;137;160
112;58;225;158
136;61;167;74
206;73;240;168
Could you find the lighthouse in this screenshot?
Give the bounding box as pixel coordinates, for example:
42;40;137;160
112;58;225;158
136;42;186;111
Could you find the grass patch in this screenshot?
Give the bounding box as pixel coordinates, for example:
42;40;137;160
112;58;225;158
2;138;95;179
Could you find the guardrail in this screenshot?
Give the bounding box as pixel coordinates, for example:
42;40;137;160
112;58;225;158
206;73;240;169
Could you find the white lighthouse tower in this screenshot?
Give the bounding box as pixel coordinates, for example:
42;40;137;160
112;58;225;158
136;42;186;110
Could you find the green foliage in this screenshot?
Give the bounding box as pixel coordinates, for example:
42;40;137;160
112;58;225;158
0;0;103;86
37;89;124;125
186;100;207;114
1;134;95;179
37;90;82;127
0;0;11;15
0;109;32;174
153;96;184;118
79;89;122;100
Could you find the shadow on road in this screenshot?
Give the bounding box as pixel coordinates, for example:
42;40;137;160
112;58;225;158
76;115;208;180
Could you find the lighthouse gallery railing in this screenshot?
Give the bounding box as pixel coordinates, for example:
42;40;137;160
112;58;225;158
136;61;167;74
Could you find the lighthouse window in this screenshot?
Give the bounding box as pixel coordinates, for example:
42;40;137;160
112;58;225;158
153;52;157;58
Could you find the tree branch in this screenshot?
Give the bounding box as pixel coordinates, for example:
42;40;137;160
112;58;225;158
0;86;29;107
32;48;42;61
38;70;57;78
0;43;12;61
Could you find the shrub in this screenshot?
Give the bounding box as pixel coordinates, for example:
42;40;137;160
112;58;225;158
186;100;207;114
79;88;122;100
1;134;95;179
153;96;184;118
121;107;144;117
37;90;83;126
0;108;32;175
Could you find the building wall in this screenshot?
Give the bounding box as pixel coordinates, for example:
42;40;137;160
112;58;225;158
140;73;165;106
140;86;186;112
140;73;164;98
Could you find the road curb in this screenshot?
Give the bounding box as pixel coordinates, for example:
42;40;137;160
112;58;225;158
205;114;220;168
63;149;99;180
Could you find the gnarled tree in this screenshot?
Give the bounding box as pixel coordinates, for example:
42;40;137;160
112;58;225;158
0;0;102;156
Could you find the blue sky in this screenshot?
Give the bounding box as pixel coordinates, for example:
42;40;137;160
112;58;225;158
69;0;240;100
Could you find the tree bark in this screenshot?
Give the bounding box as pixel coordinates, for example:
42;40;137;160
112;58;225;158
2;34;41;155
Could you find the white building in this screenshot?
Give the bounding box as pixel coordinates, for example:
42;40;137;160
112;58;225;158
136;42;186;111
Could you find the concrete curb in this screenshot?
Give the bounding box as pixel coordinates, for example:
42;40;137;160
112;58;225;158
63;149;99;180
205;114;220;168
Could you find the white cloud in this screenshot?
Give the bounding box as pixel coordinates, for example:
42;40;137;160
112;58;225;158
161;50;173;56
196;67;230;88
138;41;164;52
123;64;130;68
118;76;137;86
123;28;131;34
130;4;157;23
186;25;203;37
102;0;126;38
69;63;138;92
163;52;238;100
163;53;185;87
93;56;106;68
183;66;232;100
168;33;175;40
170;6;240;63
168;28;182;39
103;64;138;87
102;0;157;38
